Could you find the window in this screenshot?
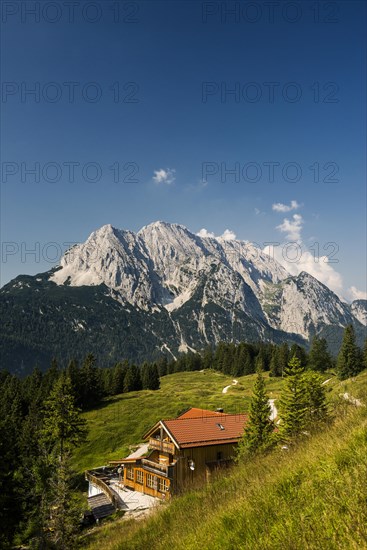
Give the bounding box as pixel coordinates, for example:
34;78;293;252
217;451;223;461
158;478;169;492
146;473;157;489
126;467;134;481
136;470;144;484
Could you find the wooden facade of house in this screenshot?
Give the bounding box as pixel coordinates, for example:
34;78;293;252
111;408;247;500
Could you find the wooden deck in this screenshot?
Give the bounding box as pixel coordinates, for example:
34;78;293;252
88;494;115;520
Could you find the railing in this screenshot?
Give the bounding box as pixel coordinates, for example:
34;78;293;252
149;438;175;454
141;458;169;476
85;471;123;510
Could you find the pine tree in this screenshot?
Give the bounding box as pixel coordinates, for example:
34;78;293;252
336;325;363;380
289;343;308;368
308;337;332;372
278;342;289;376
279;356;307;441
123;364;142;392
0;376;23;548
238;369;274;455
255;349;265;372
302;371;328;426
79;353;102;409
42;372;87;460
202;346;213;370
41;373;87;549
66;359;82;406
43;358;60;395
47;452;83;550
241;346;254;375
111;361;128;395
270;347;282;377
156;356;168;377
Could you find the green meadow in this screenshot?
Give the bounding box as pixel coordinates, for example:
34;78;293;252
77;369;367;550
73;370;285;472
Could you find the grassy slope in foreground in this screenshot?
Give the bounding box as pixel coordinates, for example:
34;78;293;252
81;371;367;550
73;370;284;472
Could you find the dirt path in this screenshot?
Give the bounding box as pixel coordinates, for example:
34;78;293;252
222;379;238;394
268;399;278;421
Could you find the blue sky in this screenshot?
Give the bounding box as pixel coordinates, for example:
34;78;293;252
1;0;366;300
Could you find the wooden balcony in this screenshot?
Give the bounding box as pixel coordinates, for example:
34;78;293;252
149;438;175;454
141;458;169;476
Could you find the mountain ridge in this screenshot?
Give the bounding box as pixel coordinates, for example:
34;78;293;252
1;221;366;373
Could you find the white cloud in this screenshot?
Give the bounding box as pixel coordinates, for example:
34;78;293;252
197;228;237;241
272;200;300;213
347;286;367;301
197;228;215;239
276;214;303;241
153;168;176;185
265;208;345;298
220;229;237;241
264;243;344;298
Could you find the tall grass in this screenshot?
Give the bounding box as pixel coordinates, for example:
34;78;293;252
80;373;367;550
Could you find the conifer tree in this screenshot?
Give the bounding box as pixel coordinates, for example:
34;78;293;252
289;343;308;368
79;353;102;409
270;347;282;377
157;356;168;377
278;342;289;376
42;372;87;460
123;364;142;392
238;369;274;455
279;356;307;441
111;361;128;395
308;337;332;372
336;325;363;380
41;373;87;549
302;371;328;426
47;453;83;550
202;346;213;370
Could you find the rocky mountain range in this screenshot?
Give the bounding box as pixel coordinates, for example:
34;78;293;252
1;221;366;374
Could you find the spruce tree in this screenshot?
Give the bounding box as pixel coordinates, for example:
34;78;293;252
279;356;307;441
79;353;102;409
336;325;363;380
308;337;332;372
270;347;282;377
123;364;142;392
255;349;265;372
41;373;87;549
47;453;83;550
278;342;289;376
302;371;328;426
289;343;308;368
238;369;274;455
42;372;87;460
111;361;128;395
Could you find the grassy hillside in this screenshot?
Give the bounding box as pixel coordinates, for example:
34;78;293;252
78;370;367;550
73;370;284;472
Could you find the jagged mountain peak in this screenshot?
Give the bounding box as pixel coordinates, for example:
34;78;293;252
1;220;366;371
33;221;367;343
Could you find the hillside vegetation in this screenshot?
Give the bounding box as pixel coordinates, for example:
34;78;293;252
79;370;367;550
73;370;284;472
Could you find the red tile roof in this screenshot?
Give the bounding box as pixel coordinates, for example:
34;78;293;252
162;413;247;448
177;407;229;419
